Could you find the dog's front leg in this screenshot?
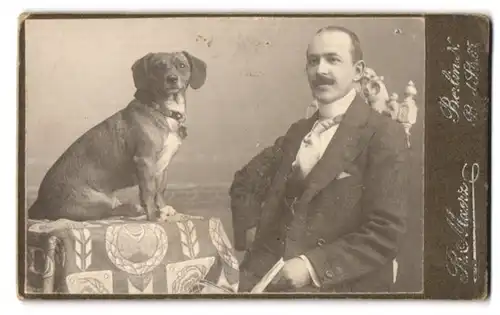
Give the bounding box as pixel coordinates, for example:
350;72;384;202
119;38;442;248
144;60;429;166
155;170;168;209
155;169;179;218
134;156;158;221
154;134;182;218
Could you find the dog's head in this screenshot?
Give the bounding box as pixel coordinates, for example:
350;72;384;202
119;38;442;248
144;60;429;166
131;51;207;103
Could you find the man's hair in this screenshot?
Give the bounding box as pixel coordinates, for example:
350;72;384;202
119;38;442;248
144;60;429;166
314;25;364;63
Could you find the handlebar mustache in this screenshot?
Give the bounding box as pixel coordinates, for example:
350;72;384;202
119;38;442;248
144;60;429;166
312;76;335;86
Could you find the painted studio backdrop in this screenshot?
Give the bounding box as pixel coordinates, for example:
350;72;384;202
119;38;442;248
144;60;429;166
25;17;425;292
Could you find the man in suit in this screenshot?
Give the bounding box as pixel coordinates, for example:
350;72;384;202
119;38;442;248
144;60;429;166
229;25;409;293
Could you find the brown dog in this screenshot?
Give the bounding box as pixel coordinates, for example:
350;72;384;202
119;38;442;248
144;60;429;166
28;51;207;222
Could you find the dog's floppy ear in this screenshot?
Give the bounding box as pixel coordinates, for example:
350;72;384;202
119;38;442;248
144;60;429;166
182;51;207;89
131;52;155;90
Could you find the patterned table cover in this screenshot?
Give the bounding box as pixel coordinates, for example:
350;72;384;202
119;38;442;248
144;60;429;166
25;216;240;295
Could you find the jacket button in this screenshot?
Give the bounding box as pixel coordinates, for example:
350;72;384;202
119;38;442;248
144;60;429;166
317;238;326;247
325;270;334;279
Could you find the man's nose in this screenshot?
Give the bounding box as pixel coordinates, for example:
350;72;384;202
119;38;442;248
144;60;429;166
316;59;329;75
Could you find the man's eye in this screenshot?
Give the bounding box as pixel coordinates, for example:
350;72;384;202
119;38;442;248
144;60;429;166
327;57;341;64
307;58;319;65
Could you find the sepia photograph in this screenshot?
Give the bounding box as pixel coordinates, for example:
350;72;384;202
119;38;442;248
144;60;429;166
21;15;425;296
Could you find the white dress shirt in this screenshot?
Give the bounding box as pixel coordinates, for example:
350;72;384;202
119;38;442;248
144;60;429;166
294;88;357;287
293;88;356;176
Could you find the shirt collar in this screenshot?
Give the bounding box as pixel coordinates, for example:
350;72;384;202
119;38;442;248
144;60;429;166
311;88;357;120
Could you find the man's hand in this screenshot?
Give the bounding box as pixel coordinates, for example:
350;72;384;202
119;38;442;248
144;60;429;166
235;227;257;257
272;257;311;289
246;226;257;248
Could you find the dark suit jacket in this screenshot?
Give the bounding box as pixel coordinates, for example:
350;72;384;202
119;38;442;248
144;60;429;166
229;95;409;293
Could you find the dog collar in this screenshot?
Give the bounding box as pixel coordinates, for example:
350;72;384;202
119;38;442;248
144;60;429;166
150;103;186;124
164;108;185;122
149;104;188;139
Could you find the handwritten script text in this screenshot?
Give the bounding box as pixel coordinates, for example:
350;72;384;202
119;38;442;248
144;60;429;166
445;163;480;284
439;37;483;126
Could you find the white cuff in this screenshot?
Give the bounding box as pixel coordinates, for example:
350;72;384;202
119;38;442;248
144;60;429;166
299;255;321;288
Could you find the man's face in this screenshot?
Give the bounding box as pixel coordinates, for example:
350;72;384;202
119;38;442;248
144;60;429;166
306;31;364;104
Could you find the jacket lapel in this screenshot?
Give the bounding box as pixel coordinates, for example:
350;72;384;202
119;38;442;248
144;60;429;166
271;112;319;189
253;113;317;238
299;95;376;203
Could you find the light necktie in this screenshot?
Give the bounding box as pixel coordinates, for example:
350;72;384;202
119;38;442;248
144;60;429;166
292;114;344;178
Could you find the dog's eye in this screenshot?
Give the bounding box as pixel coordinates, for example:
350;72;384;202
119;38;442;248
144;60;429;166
179;63;186;69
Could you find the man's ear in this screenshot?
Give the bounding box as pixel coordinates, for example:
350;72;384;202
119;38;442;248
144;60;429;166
132;52;155;90
352;59;366;82
182;51;207;89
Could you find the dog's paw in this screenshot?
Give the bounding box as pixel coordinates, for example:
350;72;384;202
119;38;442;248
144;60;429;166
157;205;204;222
158;205;178;221
160;205;178;216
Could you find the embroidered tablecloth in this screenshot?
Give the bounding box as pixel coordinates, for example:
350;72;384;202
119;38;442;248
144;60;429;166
25;216;240;295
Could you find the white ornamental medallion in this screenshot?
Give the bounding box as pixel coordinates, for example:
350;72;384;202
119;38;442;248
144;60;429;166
71;229;92;271
176;220;200;259
66;270;113;294
105;223;168;275
166;257;216;294
208;218;239;271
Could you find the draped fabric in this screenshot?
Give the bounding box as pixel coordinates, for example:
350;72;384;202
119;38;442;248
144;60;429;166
25;217;239;294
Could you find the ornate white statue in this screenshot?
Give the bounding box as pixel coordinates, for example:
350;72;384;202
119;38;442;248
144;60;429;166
358;67;418;148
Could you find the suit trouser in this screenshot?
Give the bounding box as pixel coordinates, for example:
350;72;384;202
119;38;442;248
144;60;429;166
238;182;308;293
